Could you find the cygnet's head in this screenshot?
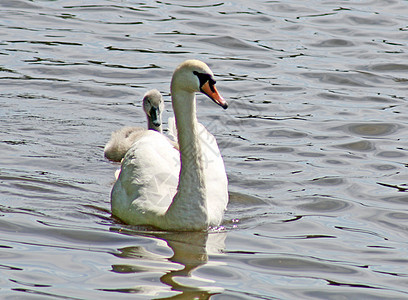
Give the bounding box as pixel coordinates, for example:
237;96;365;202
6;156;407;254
142;89;164;128
171;59;228;109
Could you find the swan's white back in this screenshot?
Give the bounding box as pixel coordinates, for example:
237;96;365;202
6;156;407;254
111;131;180;227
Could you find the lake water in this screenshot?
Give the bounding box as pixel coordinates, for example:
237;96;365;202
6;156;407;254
1;0;408;299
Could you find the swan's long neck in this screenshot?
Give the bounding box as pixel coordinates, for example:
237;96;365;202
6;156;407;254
165;89;208;228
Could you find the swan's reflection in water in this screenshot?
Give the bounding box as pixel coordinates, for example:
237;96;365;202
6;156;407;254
109;228;226;299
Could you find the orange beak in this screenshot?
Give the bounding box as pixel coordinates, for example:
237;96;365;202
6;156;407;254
201;81;228;109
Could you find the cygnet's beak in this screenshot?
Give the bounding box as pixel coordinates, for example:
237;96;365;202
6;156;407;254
150;106;161;127
201;81;228;109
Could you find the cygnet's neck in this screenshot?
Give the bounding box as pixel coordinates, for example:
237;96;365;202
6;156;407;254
165;88;208;229
147;116;162;133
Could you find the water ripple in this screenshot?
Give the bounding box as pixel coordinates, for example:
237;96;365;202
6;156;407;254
1;0;408;298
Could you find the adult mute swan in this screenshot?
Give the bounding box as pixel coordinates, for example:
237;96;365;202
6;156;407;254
104;89;164;162
111;60;229;231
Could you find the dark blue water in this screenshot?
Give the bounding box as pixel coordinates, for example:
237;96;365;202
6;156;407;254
1;0;408;298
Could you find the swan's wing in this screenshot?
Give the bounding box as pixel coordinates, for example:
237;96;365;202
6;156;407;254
166;117;180;150
197;123;229;224
167;117;178;143
111;130;180;226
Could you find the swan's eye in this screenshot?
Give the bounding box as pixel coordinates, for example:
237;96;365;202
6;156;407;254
193;71;216;92
143;96;153;110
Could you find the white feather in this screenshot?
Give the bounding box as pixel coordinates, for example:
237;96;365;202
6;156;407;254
111;60;228;231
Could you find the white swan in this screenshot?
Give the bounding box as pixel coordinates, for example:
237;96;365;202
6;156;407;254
111;60;229;231
104;89;164;162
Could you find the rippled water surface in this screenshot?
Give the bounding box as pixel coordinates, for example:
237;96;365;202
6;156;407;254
1;0;408;299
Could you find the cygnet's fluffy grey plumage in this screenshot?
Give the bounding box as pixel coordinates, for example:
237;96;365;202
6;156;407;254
104;89;164;162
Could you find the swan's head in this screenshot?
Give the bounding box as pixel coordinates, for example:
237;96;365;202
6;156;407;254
142;89;164;127
171;59;228;109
